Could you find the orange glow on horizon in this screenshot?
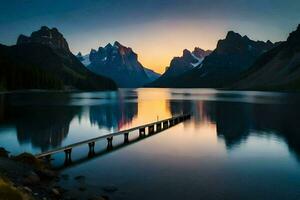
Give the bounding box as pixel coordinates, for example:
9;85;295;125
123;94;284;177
74;19;227;74
132;20;222;74
71;18;284;74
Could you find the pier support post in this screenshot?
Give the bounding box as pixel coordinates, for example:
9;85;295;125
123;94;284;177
124;132;129;143
107;137;113;150
148;125;154;134
169;119;173;126
156;123;162;132
139;128;146;137
64;148;72;165
88;142;95;157
163;121;168;129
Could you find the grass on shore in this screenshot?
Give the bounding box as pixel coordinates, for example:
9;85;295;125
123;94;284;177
0;178;33;200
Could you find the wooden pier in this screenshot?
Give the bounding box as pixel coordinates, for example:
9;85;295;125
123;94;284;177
35;114;191;162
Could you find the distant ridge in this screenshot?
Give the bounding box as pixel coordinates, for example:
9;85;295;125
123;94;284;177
233;24;300;91
77;41;160;87
148;47;211;87
0;26;117;91
148;31;276;88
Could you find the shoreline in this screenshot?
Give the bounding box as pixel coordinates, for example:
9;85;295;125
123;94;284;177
0;88;119;95
0;148;111;200
0;148;62;200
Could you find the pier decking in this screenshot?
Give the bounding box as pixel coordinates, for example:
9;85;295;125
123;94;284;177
35;114;191;162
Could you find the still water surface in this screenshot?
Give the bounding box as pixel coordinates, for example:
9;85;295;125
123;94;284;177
1;88;300;199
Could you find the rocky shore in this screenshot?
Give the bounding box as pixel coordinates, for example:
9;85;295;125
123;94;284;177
0;148;63;200
0;148;113;200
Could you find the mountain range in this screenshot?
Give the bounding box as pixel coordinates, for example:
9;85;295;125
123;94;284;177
232;25;300;90
148;31;276;88
0;26;117;91
149;48;211;87
77;42;160;88
2;24;300;92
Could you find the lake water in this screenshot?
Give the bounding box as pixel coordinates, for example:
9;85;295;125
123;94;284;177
1;88;300;199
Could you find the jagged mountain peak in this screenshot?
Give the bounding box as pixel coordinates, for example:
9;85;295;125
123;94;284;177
287;24;300;46
182;49;192;58
113;41;122;47
233;24;300;90
17;26;70;52
147;46;211;87
112;41;135;55
84;42;151;87
266;40;273;45
183;49;191;54
76;52;85;62
216;31;273;54
192;47;212;58
225;31;243;40
149;30;276;88
2;26;117;91
104;43;113;50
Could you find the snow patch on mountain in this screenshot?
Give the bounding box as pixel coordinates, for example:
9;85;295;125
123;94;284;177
191;53;204;67
81;54;91;66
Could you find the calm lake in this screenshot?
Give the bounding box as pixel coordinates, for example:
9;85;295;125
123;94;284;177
1;88;300;199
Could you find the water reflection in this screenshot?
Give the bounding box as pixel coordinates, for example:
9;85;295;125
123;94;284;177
168;97;300;162
0;92;139;152
0;89;300;163
0;95;83;151
89;102;137;130
15;106;82;151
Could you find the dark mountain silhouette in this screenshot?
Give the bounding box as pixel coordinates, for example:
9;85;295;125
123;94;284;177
233;24;300;90
80;41;159;87
0;26;117;91
150;31;275;88
144;68;160;82
17;26;70;51
148;48;211;87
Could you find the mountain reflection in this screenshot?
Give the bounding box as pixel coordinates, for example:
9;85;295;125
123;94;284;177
0;104;82;152
0;92;138;152
169;99;300;161
1;89;300;161
214;102;252;149
89;102;137;131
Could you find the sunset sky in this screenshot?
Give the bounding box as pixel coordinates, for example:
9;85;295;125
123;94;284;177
1;0;300;73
